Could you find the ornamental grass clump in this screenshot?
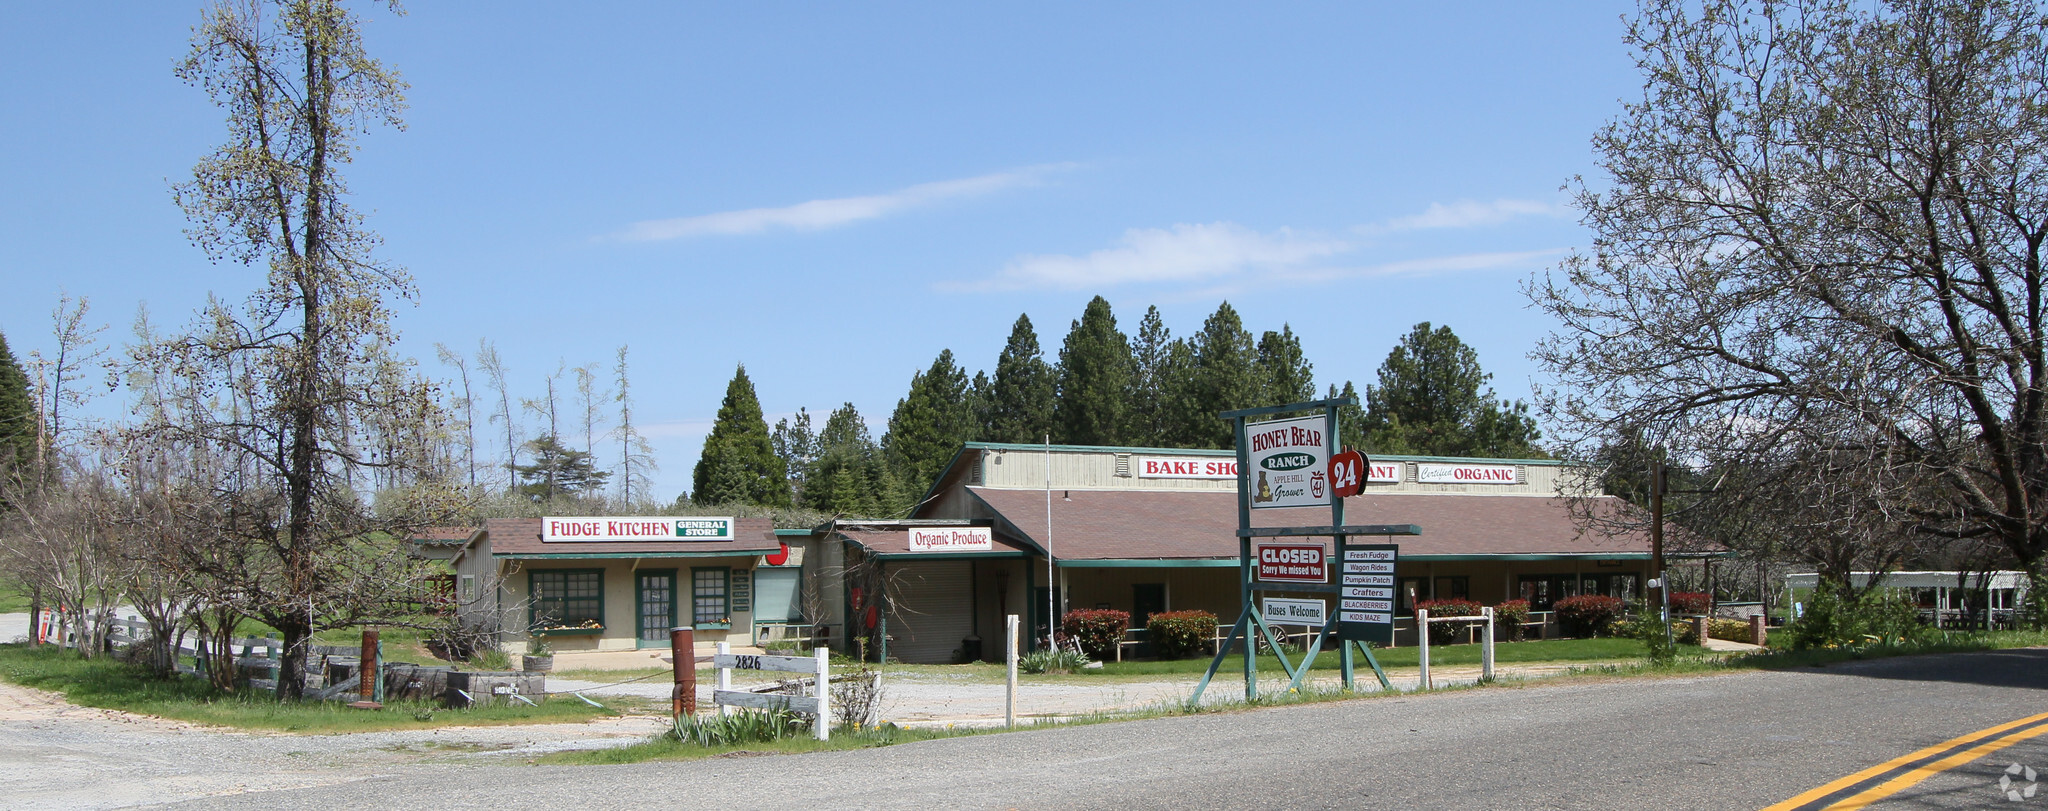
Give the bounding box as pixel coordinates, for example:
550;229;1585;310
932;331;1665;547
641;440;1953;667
1060;609;1131;660
671;708;811;746
1146;610;1218;659
1019;647;1091;675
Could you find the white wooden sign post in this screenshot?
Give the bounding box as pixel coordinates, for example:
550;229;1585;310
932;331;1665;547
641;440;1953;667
712;642;832;741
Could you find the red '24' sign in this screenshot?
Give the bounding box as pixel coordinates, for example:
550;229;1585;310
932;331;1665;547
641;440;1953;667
1328;448;1366;499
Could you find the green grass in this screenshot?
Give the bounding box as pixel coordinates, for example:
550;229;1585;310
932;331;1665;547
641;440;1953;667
0;580;28;614
0;643;618;732
539;720;1002;765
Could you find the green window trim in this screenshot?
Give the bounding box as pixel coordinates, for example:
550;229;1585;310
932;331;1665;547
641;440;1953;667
529;568;606;633
692;567;731;626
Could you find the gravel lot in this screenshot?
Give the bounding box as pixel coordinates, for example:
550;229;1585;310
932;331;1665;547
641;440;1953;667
0;610;1628;809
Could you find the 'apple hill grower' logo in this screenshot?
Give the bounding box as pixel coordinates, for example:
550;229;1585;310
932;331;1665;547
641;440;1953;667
1261;452;1317;471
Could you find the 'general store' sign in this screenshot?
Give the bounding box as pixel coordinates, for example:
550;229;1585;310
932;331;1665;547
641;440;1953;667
907;526;993;552
542;516;736;543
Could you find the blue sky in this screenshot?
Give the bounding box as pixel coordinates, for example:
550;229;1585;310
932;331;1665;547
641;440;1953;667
0;3;1638;502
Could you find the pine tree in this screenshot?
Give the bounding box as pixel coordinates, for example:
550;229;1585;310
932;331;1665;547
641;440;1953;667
1360;322;1542;457
983;314;1056;444
691;364;792;506
1053;296;1133;446
1172;301;1257;448
884;350;977;497
0;330;35;481
1255;324;1315;407
515;434;611;501
772;408;817;504
1126;306;1177;447
1330;381;1368;452
809;403;886;516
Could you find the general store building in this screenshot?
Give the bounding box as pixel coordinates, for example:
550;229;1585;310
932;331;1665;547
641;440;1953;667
452;516;808;655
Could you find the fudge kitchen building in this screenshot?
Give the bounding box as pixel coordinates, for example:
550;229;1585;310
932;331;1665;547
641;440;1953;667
451;516;808;654
800;442;1684;664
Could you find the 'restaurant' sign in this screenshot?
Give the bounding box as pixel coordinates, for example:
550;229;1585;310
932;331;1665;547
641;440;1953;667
1245;414;1331;509
907;526;993;552
1256;541;1327;583
542;516;736;543
1137;457;1239;479
1416;463;1519;485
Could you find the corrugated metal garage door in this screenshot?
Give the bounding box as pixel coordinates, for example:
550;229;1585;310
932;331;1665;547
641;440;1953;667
885;560;973;664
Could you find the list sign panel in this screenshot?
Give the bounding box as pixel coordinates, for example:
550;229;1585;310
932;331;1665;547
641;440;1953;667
1337;544;1398;644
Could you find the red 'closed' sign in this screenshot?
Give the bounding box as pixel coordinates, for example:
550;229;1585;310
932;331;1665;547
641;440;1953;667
1256;542;1327;583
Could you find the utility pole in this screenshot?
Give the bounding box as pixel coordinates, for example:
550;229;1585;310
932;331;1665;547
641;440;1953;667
1649;456;1665;605
1649;455;1672;650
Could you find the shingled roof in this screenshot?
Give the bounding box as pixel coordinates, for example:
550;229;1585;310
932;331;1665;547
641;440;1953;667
966;487;1660;561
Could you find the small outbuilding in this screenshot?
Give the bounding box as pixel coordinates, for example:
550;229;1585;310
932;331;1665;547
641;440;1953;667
452;516;802;656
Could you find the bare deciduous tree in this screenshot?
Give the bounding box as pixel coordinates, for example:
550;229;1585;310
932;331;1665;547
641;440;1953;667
1530;0;2048;609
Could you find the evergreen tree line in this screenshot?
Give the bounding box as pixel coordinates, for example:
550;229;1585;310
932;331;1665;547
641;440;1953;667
694;296;1544;516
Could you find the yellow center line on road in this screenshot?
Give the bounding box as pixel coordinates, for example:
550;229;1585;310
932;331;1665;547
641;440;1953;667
1763;710;2048;811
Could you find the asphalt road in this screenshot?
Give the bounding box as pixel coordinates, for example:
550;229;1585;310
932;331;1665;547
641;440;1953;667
150;648;2048;810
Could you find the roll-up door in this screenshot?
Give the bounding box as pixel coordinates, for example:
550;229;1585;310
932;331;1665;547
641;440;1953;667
754;567;801;623
884;560;973;664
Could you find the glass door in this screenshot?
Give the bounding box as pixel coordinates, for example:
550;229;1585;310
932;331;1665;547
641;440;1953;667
637;570;677;647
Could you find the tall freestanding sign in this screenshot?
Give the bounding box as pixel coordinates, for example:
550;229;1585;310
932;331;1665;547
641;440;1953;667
1190;397;1422;707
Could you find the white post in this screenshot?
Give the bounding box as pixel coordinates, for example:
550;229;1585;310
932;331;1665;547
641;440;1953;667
1005;614;1019;729
1480;606;1495;682
1416;608;1431;690
715;641;731;717
813;646;830;741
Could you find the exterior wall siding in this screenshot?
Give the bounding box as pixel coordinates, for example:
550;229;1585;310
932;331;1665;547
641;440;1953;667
976;447;1579;497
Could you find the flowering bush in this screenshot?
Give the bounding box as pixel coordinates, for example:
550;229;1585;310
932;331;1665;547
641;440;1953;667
1493;599;1531;641
1669;592;1712;616
1555;594;1626;637
1060;609;1131;659
1416;599;1483;645
1147;610;1218;659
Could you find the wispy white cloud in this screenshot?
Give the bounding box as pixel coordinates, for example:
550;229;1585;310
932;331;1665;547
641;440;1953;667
1364;198;1569;233
1272;248;1567;284
616;164;1077;241
951;222;1348;292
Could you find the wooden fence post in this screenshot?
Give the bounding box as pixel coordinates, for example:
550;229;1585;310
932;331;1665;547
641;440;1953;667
671;626;696;717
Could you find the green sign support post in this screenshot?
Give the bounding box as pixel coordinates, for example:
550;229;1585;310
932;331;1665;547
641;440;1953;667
1188;396;1421;707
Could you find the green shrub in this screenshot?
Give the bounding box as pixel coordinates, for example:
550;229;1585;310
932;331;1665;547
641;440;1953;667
1060;609;1131;660
1788;587;1930;650
1708;618;1753;644
1019;647;1091;674
1416;599;1483;645
1555;595;1626;637
1492;600;1531;641
1147;610;1218;660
